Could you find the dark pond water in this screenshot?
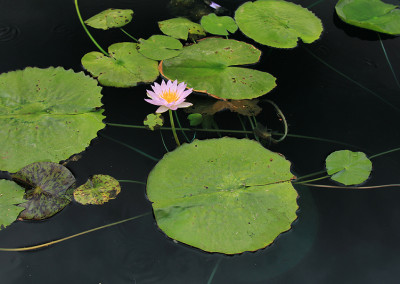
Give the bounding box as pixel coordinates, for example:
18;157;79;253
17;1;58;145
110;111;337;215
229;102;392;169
1;0;400;283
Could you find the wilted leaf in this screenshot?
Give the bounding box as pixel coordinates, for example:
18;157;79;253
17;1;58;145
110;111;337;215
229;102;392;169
73;175;121;205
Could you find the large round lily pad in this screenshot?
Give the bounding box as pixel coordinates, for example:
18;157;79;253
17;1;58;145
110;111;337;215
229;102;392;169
85;9;134;30
0;180;25;230
73;175;121;205
326;150;372;185
146;137;298;254
12;162;75;220
160;38;276;100
200;13;238;36
81;42;159;87
158;17;206;40
138;35;183;61
235;0;323;48
335;0;400;35
0;67;104;172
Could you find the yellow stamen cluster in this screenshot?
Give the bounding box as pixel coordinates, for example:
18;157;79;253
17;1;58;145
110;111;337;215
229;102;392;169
161;90;179;103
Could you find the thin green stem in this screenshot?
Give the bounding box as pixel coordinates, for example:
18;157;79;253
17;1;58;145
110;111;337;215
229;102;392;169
174;111;190;142
295;170;327;181
117;179;146;185
293;175;330;184
237;114;249;138
99;133;159;161
207;258;222;284
378;33;400;90
0;212;151;252
106;123;253;134
159;130;170;152
264;99;288;143
307;0;325;8
169;110;181;146
74;0;108;56
248;116;260;142
369;147;400;159
302;183;400;190
304;46;400;112
120;28;139;43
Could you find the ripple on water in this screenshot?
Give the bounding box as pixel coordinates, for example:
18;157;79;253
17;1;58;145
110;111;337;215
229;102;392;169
0;24;20;42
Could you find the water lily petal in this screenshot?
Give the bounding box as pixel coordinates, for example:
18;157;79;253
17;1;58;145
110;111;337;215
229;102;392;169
152;82;162;94
145;98;163;106
177;102;193;109
180;88;193;99
146;90;158;100
176;82;186;94
156;105;169;113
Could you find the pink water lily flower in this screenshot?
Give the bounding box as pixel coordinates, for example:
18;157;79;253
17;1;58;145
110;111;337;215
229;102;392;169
145;80;193;113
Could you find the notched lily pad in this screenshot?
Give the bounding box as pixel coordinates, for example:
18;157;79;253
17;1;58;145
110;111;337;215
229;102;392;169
85;8;134;30
201;13;238;36
187;113;203;126
73;175;121;205
158;17;206;40
147;137;298;254
335;0;400;35
235;0;323;48
81;42;159;87
186;96;262;116
0;67;105;172
12;162;75;220
138;35;183;60
0;180;25;230
325;150;372;185
144;113;164;130
160;37;276;100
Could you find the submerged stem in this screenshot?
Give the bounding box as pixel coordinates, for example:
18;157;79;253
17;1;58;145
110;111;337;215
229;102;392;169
369;147;400;159
302;183;400;190
0;212;151;252
169;110;181;146
293;175;330;184
74;0;108;56
117;179;146;185
174;111;190;142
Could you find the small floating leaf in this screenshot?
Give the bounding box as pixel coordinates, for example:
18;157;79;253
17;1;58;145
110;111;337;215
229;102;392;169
147;137;298;254
0;67;104;172
235;0;323;48
144;113;164;131
200;13;238;36
160;38;276;100
187;113;203;126
81;42;159;87
335;0;400;35
325;150;372;185
85;9;134;30
158;17;206;40
12;162;75;220
138;35;183;60
73;175;121;205
186;96;262;116
0;180;25;230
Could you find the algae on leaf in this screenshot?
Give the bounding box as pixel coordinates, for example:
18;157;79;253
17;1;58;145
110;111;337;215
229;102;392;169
158;17;206;40
235;0;323;48
147;137;298;254
160;38;276;100
85;8;134;30
335;0;400;35
326;150;372;185
0;180;25;230
0;67;105;172
143;113;164;131
82;42;159;87
12;162;75;220
74;175;121;205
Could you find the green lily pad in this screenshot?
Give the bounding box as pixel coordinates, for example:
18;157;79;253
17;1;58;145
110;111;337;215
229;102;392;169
200;13;238;36
12;162;75;220
81;42;159;88
73;175;121;205
144;113;164;131
0;67;104;172
146;137;298;254
138;35;183;60
0;180;25;230
335;0;400;35
187;113;203;126
85;9;134;30
235;0;323;48
325;150;372;185
160;38;276;100
158;17;206;40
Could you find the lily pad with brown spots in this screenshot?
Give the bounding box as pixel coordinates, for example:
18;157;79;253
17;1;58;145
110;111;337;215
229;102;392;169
73;175;121;205
12;162;75;220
